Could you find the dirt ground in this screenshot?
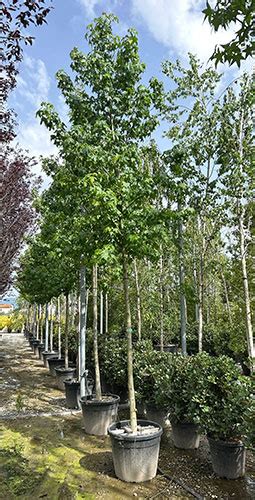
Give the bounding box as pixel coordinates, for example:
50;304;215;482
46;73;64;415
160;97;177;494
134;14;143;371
0;333;254;499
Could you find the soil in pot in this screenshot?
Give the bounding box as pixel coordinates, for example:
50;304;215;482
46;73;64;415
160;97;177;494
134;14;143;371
108;419;163;483
145;404;170;429
42;351;59;368
55;367;76;391
47;357;65;376
208;437;246;479
64;379;81;409
171;422;200;449
80;394;120;436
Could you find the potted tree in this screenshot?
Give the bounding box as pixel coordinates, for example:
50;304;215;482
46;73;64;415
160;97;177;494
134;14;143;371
159;353;211;449
202;355;252;479
133;341;171;428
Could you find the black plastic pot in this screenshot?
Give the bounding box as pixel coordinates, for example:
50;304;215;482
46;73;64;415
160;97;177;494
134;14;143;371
208;437;246;479
154;344;178;353
55;366;76;391
171;422;200;449
64;379;81;409
37;343;45;359
47;357;65;376
145;404;170;429
29;337;35;347
42;351;59;368
32;340;40;356
108;420;163;482
80;394;120;436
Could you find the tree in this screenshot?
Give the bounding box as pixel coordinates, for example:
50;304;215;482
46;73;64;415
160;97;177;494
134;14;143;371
37;14;164;432
203;0;254;66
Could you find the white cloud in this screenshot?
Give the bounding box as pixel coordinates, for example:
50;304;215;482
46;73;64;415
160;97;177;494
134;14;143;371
77;0;121;17
132;0;235;62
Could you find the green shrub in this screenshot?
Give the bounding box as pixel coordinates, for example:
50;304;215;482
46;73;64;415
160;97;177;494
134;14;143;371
133;342;172;408
201;355;252;441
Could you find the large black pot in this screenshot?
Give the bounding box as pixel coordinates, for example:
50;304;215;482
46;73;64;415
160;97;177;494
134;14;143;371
37;343;45;360
42;351;59;368
32;340;41;356
145;404;170;429
108;420;163;482
64;379;81;409
55;366;76;391
47;357;65;376
208;437;246;479
80;394;120;436
171;422;200;449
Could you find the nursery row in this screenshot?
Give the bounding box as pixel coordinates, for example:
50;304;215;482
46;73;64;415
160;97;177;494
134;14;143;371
25;327;254;482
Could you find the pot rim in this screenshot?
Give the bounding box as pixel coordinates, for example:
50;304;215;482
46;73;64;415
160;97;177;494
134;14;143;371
55;367;76;374
207;436;244;447
108;419;163;441
80;393;120;407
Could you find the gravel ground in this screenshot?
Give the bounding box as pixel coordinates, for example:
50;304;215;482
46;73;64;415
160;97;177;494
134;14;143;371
0;333;254;499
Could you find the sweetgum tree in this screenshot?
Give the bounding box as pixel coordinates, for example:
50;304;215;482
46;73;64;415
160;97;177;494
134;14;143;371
37;14;164;432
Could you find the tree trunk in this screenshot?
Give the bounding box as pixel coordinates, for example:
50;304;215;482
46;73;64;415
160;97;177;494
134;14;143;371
100;291;103;335
159;255;164;351
237;108;254;373
33;304;36;338
239;207;254;371
45;303;49;352
50;300;54;352
40;305;44;343
57;297;62;359
93;265;102;400
36;304;40;340
64;293;69;369
105;292;109;335
197;216;205;353
178;206;187;355
134;259;142;341
123;254;137;433
79;266;87;398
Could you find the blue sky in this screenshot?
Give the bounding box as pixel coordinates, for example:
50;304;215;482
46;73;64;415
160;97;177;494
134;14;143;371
5;0;252;304
10;0;252;170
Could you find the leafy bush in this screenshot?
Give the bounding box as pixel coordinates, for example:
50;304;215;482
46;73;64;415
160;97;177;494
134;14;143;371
158;352;212;425
201;355;252;441
100;334;127;387
133;341;173;408
0;315;11;330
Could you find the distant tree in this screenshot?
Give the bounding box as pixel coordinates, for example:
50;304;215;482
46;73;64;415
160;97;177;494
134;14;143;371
203;0;254;66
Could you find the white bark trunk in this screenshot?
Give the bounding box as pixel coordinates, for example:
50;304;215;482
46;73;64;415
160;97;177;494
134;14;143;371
79;266;86;397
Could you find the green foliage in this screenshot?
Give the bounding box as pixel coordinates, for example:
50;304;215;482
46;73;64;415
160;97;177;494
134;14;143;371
203;1;254;66
100;334;127;387
158;353;212;425
133;342;173;408
200;355;252;440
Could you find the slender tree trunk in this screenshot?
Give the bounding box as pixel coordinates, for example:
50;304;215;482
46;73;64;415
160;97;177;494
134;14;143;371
57;297;61;359
238;108;254;372
197;216;205;353
40;305;44;343
159;255;164;351
50;300;54;352
36;305;40;340
79;266;86;397
64;293;69;369
178;206;187;355
123;254;137;433
239;207;254;371
93;265;102;399
45;303;49;352
134;259;142;341
33;304;36;338
105;292;109;335
71;292;76;328
100;291;103;335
